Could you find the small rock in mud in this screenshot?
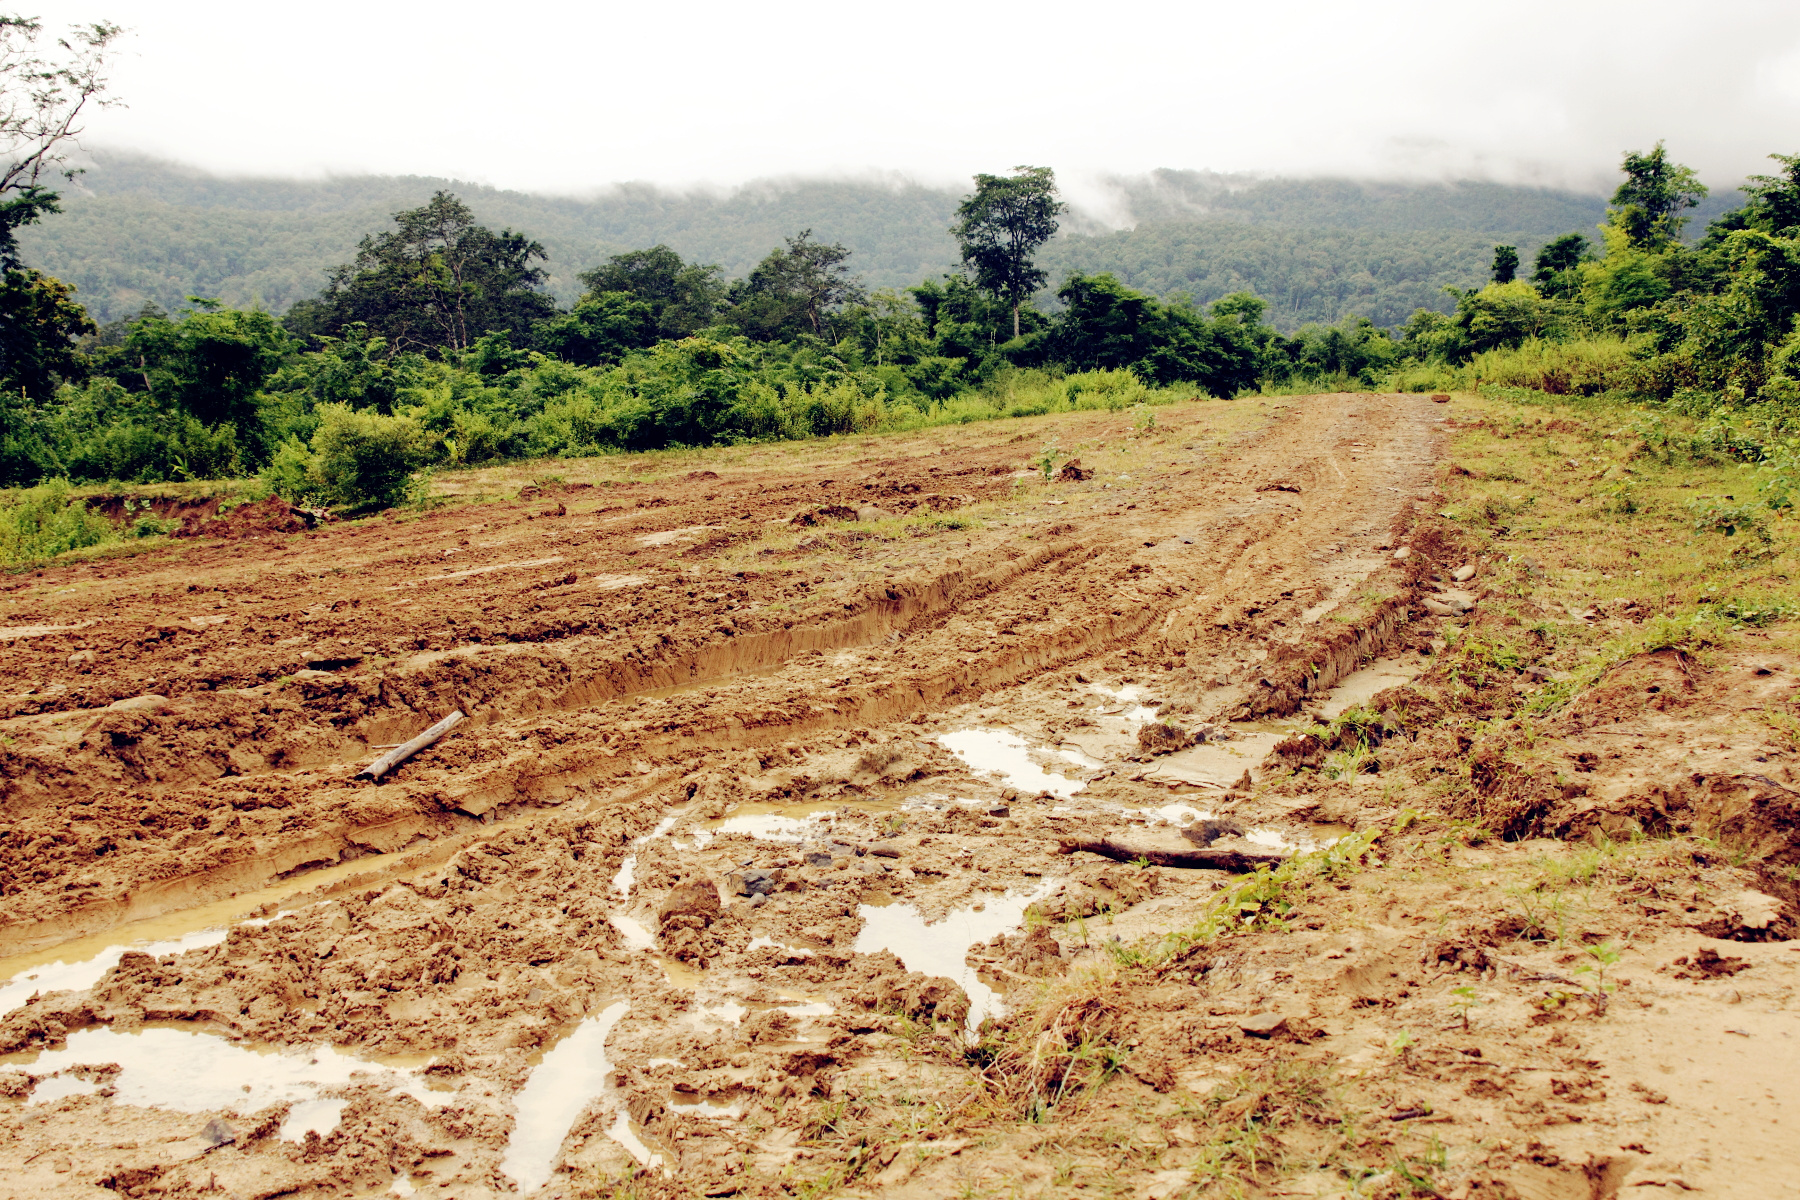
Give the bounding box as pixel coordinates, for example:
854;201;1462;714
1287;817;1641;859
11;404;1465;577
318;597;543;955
1671;947;1752;980
1452;564;1477;582
1184;818;1247;847
200;1117;237;1147
1239;1012;1288;1038
660;879;722;926
728;869;778;896
856;504;894;522
1137;722;1193;755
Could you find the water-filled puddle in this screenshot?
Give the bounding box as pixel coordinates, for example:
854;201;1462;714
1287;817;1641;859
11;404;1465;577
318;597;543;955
612;817;678;898
1318;657;1418;718
852;881;1057;1038
1141;732;1283;789
2;1026;442;1118
939;729;1095;798
0;842;425;1017
500;1002;657;1193
0;926;229;1017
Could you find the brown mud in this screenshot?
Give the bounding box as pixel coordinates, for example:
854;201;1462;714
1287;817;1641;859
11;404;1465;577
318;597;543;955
0;393;1795;1199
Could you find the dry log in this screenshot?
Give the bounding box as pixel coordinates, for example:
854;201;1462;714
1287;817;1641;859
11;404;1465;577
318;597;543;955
1055;836;1286;872
355;710;466;781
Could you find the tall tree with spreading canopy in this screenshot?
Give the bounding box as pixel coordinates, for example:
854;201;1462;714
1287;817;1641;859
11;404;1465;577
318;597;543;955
0;13;120;390
1490;245;1519;284
726;230;863;341
1609;141;1707;249
289;192;555;356
951;166;1065;339
577;245;724;339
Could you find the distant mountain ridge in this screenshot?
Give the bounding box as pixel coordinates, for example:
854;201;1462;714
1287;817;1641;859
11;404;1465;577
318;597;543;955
13;152;1742;331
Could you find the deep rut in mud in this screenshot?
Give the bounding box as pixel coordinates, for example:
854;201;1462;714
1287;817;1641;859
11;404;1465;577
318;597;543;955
0;394;1456;1197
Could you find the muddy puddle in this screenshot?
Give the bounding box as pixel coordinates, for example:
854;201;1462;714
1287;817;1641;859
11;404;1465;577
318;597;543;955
939;728;1097;798
501;1000;642;1193
852;881;1058;1038
0;842;429;1016
1317;656;1418;718
1;1026;444;1122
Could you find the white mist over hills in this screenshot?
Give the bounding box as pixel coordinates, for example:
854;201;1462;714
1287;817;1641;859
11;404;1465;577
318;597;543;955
22;0;1800;196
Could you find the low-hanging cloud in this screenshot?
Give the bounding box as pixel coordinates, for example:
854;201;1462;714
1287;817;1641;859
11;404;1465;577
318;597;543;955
28;0;1800;196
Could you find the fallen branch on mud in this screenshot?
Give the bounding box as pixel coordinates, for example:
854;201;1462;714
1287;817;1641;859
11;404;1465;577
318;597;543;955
355;710;466;781
1055;837;1286;872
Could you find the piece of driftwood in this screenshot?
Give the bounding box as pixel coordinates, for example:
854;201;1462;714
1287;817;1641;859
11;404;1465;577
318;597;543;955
355;710;465;781
1056;837;1286;872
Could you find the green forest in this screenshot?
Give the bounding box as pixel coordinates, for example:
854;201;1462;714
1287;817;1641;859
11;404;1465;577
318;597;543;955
17;152;1738;331
0;19;1791;545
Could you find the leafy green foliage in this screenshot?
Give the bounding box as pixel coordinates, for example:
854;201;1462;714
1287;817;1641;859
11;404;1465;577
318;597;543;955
0;477;116;567
951;166;1065;339
306;404;429;509
287;191;555;356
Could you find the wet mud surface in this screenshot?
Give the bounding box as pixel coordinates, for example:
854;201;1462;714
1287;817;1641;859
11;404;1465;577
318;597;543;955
3;394;1797;1198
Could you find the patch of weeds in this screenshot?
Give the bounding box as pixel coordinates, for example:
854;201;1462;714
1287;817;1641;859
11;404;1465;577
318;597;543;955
1521;610;1732;714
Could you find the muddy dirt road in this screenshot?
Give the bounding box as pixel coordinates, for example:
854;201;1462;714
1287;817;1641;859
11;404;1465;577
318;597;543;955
2;392;1794;1199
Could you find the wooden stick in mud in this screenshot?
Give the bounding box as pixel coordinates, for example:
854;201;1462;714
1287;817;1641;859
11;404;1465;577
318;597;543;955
1056;837;1287;872
355;710;466;781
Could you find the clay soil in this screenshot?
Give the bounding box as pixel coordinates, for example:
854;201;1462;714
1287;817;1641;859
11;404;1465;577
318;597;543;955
1;393;1797;1199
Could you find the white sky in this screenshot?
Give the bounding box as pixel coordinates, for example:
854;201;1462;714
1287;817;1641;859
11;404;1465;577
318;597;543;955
28;0;1800;198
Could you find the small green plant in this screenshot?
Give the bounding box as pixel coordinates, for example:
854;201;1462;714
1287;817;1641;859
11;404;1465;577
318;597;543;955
1130;404;1156;435
1032;438;1062;479
1389;1030;1417;1058
1575;939;1621;1010
1449;984;1483;1030
129;514;180;538
1690;496;1773;543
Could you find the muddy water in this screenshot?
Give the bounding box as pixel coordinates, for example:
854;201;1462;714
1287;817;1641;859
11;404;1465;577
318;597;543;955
500;1000;639;1193
939;729;1096;798
2;1026;443;1115
1317;656;1418;718
852;881;1058;1038
0;841;437;1015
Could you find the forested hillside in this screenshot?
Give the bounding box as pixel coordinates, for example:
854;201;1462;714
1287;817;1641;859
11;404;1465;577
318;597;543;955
16;152;1731;330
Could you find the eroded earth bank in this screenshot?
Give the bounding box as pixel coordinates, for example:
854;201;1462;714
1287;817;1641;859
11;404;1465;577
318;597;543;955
1;393;1796;1199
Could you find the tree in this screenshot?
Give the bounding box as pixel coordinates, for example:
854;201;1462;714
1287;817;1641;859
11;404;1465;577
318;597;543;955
577;245;724;339
534;292;658;367
1610;142;1707;249
295;192;556;356
1491;245;1519;284
726;230;863;341
951;166;1065;339
0;14;123;265
1531;233;1590;297
1734;153;1800;236
121;301;292;451
0;15;124;406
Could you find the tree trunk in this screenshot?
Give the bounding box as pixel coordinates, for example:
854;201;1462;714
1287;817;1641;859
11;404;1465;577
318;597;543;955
1013;301;1020;340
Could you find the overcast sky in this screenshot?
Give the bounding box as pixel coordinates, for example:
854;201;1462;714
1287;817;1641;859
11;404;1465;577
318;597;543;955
28;0;1800;201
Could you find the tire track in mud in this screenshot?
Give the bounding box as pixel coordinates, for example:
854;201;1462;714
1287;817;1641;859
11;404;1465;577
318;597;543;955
0;394;1445;954
0;394;1459;1198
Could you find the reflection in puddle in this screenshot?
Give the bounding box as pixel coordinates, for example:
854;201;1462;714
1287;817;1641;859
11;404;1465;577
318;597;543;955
0;926;229;1017
939;729;1093;798
501;1000;636;1193
27;1073;98;1105
609;914;656;952
1318;657;1418;719
613;817;678;898
746;935;813;956
670;1095;743;1119
852;881;1057;1038
4;1027;442;1115
1091;684;1159;724
280;1097;349;1142
608;1110;664;1170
